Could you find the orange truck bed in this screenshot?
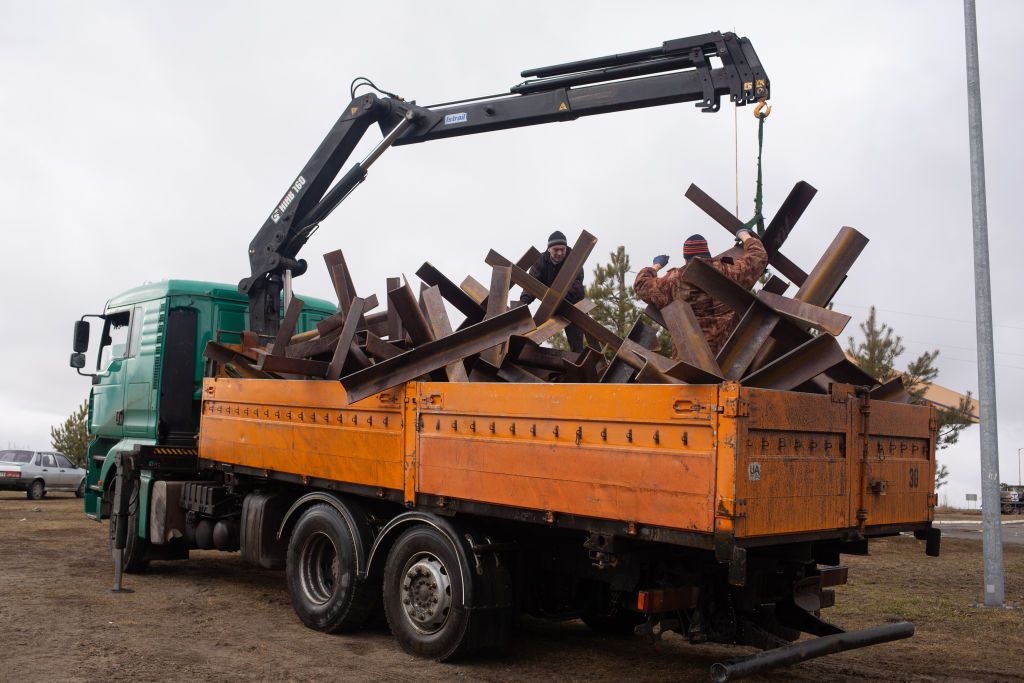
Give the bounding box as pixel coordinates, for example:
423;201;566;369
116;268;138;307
199;378;936;545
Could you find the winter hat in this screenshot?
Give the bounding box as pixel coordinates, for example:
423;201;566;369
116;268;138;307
683;233;711;260
547;230;568;247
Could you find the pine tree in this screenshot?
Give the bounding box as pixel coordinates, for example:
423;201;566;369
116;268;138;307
846;306;974;487
587;246;643;339
50;401;90;467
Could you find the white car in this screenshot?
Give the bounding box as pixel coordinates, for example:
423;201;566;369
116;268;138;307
0;450;87;500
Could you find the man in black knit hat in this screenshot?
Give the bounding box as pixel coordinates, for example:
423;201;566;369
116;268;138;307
518;230;586;352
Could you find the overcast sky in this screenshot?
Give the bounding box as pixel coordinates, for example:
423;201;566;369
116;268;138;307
1;1;1021;506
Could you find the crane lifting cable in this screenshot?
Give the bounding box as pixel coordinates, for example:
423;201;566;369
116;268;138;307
742;98;772;237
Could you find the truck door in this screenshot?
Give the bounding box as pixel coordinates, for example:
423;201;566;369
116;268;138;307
89;308;134;438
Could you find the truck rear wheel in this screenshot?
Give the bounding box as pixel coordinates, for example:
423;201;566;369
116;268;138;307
382;525;501;661
285;504;377;633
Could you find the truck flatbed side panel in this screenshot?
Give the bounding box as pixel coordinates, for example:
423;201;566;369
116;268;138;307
732;388;935;538
733;388;853;537
855;399;936;527
414;383;719;533
199;379;405;491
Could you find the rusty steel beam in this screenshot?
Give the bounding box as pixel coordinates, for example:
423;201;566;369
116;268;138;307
534;230;597;324
680;258;753;314
506;337;578;371
716;302;780;380
362;310;388;337
203;341;273;379
600;354;638;383
271;296;304;356
684;182;809;284
315;293;379;338
659;299;721;376
643;304;667;329
634;360;682;385
385;276;404;341
416;262;485;324
496;361;545;383
762;181;817;255
870;377;911;404
794;226;869;306
326;297;367;380
340;307;536;403
421;286;470;383
770;251;809;287
256;351;329;377
521;299;596;346
516;246;542;270
487;249;624;350
562;348;602;383
761;275;790;296
468;358;504;383
287;327;342;358
364;332;403;360
756;290;851;336
741;334;846;391
388;280;434;346
685;183;745;234
324;250;357;315
481;266;512;366
460;275;489;305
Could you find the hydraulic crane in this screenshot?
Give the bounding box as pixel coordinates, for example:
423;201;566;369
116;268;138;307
238;31;768;335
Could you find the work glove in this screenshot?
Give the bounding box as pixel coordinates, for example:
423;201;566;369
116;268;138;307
652;255;669;268
736;227;760;241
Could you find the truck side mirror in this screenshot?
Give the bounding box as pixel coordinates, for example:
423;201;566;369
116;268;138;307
73;320;91;353
70;352;86;369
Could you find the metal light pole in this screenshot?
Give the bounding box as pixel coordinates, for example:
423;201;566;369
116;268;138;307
963;0;1004;607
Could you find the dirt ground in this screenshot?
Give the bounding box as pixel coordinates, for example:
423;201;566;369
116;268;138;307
2;493;1023;682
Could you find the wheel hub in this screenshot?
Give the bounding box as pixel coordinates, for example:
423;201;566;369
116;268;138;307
400;554;452;634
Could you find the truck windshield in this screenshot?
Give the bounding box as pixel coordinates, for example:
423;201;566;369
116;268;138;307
0;450;33;463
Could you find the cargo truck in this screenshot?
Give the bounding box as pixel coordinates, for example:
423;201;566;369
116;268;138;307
69;32;940;680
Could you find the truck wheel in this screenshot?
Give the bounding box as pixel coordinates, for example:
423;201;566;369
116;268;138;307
1002;503;1014;515
75;479;85;499
286;504;377;633
108;478;150;573
27;480;45;500
382;525;482;661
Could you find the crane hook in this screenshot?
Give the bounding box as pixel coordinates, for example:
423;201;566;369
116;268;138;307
754;98;771;119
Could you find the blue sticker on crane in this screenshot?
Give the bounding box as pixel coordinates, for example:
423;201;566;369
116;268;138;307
444;112;468;125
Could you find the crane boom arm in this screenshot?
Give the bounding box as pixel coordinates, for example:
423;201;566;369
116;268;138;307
241;31;768;335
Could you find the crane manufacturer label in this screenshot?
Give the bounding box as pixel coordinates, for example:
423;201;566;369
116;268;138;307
270;175;306;223
748;462;761;481
444;112;467;125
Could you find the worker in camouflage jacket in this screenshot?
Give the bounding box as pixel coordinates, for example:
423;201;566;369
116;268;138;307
519;230;586;352
633;230;768;357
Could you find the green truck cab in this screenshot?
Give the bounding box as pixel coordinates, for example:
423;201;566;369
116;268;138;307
72;280;334;522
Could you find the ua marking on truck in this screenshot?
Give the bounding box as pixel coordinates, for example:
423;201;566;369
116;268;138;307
271;175;306;223
748;462;761;481
444;112;467;125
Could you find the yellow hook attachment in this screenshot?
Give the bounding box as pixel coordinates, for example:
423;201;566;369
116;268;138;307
754;98;771;119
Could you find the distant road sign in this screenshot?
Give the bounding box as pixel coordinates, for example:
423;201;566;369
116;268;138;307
966;493;978;502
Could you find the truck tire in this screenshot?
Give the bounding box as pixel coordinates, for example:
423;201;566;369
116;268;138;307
27;480;45;500
285;504;377;633
108;478;150;573
382;525;483;661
